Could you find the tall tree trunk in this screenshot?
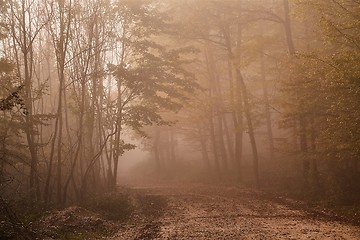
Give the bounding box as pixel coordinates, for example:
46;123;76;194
111;76;123;190
44;0;72;205
209;109;221;177
212;55;230;172
105;77;114;190
222;114;235;163
309;113;319;188
169;129;176;164
235;68;260;189
198;126;211;171
111;127;121;190
283;0;309;184
62;79;85;204
217;115;229;173
55;2;69;205
260;52;274;161
223;15;260;187
10;1;41;201
205;46;225;176
154;129;161;177
228;59;243;181
56;84;63;205
92;11;103;192
283;0;296;55
223;22;244;182
0;124;5;184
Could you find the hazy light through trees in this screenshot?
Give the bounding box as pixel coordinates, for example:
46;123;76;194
0;0;359;210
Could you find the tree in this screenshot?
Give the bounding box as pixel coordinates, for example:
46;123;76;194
8;0;49;201
172;0;264;186
271;0;360;200
0;64;27;191
66;0;198;191
295;0;360;200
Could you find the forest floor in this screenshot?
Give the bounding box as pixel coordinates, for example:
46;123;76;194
109;183;360;240
23;183;360;239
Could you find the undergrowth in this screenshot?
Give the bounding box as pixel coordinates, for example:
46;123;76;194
83;191;134;221
1;190;135;239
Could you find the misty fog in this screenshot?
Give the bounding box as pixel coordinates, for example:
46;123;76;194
1;0;360;239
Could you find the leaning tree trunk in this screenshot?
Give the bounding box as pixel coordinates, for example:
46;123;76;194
235;68;260;189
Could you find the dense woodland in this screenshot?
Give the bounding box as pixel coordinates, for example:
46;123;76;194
0;0;359;215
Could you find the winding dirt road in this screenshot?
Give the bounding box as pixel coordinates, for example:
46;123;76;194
112;184;360;239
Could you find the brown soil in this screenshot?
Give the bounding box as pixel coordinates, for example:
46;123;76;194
110;183;360;239
29;184;360;239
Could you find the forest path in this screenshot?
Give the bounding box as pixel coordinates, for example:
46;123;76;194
112;184;360;239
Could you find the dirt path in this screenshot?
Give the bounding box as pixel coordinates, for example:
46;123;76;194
111;184;360;239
